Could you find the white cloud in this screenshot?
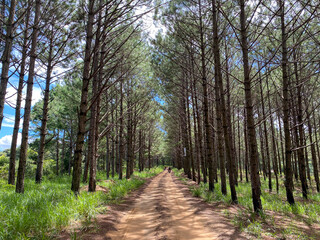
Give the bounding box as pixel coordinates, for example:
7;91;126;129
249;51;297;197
2;122;15;128
2;113;23;129
0;133;22;151
5;86;43;108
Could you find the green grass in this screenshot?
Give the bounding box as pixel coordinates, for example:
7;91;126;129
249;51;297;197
173;168;320;239
0;166;163;240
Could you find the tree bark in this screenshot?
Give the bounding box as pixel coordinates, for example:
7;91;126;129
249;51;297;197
0;0;17;129
279;0;295;204
118;79;124;179
259;73;272;191
71;0;95;194
8;5;30;185
126;83;133;179
307;111;319;192
266;78;279;193
239;0;262;212
61;129;65;174
198;0;214;191
36;40;54;183
212;0;237;202
56;130;60;175
16;0;41;193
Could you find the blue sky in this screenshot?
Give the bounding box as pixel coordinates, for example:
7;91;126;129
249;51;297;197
0;68;43;151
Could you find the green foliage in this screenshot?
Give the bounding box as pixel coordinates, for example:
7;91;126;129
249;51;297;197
0;153;9;179
0;167;162;239
0;177;76;239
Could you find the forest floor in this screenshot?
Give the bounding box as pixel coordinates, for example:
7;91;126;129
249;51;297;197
70;170;248;240
174;170;320;240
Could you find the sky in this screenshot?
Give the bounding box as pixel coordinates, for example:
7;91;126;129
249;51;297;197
0;68;43;151
0;5;164;152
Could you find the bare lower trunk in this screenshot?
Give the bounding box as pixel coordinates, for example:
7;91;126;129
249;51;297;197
148;132;151;169
181;73;191;179
61;130;65;174
36;46;53;183
56;130;60;175
239;0;262;212
8;5;30;185
126;91;133;179
118;79;124;179
237;108;243;182
16;0;41;193
259;73;272;191
295;72;308;199
190;67;200;183
307;113;319;192
68;120;74;176
311;109;320;192
212;0;237;201
71;0;95;194
111;104;115;177
198;0;214;191
186;78;195;181
191;50;206;183
279;0;295;204
265;77;279;192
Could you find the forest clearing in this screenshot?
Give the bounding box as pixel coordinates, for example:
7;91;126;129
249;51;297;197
1;0;320;239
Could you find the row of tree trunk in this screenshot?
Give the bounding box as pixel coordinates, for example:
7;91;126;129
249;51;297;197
158;0;320;213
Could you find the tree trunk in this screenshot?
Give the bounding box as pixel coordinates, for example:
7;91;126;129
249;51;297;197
71;0;95;194
61;129;65;174
148;131;151;169
238;108;243;182
126;85;133;179
257;107;266;180
181;73;191;179
225;40;238;186
119;79;124;179
190;65;201;183
279;0;295;205
68;119;73;176
266;78;279;193
111;103;115;177
56;130;60;175
191;50;206;183
198;0;214;191
293;50;307;199
277;112;285;172
138;129;143;171
307;112;319;192
239;0;262;212
259;73;272;191
186;76;195;181
212;0;237;202
106;99;110;178
0;0;17;129
36;41;53;183
16;0;41;193
244;108;249;183
8;5;30;185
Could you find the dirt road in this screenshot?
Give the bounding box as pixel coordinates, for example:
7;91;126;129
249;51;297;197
103;171;247;240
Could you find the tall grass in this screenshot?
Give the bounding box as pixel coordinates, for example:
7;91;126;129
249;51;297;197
173;168;320;238
0;166;163;239
174;169;320;221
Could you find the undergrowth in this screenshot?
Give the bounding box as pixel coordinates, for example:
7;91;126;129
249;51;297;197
0;166;163;240
172;168;320;239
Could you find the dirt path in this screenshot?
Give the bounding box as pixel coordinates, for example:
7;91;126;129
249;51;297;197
81;171;247;240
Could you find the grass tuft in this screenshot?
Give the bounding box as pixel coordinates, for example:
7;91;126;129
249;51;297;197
0;166;163;239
